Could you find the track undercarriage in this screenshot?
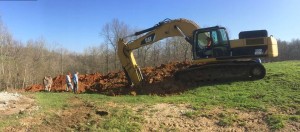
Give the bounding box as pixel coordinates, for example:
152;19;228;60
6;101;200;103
174;61;266;83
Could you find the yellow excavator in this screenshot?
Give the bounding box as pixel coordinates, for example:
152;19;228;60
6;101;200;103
118;18;278;86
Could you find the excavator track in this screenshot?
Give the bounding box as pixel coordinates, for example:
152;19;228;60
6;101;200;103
174;61;266;83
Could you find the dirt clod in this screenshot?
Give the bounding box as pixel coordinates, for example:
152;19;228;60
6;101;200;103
95;110;108;116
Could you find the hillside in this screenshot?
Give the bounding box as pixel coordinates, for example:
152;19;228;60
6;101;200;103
1;61;300;131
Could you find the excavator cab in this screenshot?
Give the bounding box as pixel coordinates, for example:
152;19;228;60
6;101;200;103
193;26;231;59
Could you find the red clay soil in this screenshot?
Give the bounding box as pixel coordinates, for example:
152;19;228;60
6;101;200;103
24;61;198;96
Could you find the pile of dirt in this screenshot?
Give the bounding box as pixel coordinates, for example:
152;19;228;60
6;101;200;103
25;61;198;95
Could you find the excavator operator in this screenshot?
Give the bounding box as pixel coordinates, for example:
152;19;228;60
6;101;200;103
206;37;212;47
204;37;213;57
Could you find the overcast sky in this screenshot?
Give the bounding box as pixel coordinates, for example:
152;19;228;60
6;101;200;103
0;0;299;52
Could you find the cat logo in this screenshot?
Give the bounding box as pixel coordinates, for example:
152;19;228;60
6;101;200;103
141;33;156;45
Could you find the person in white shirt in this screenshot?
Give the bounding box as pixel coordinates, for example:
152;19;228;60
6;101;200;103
66;72;73;92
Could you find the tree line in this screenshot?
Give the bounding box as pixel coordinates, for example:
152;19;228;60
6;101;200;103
0;18;299;90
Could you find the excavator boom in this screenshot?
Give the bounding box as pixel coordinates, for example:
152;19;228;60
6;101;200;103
118;18;199;85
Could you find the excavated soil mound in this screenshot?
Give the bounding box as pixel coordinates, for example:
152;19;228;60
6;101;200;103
25;61;200;95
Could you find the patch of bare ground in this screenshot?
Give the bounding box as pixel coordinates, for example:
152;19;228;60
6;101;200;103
0;92;37;116
2;95;299;131
132;103;300;132
3;96;107;132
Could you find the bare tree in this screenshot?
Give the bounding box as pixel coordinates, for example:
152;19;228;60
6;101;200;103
151;42;162;66
100;19;130;70
172;37;192;61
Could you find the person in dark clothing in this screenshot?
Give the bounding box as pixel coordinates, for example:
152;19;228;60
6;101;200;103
72;72;79;94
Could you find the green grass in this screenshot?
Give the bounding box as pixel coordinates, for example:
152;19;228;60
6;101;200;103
217;113;237;127
265;114;285;130
81;61;300;112
34;92;74;110
265;114;300;130
80;61;300;130
1;60;299;131
101;108;143;131
182;110;199;119
0;114;24;130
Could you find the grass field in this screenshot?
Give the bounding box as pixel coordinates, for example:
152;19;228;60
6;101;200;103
1;61;300;131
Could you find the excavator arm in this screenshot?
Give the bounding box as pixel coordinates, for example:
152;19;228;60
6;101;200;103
117;18;199;85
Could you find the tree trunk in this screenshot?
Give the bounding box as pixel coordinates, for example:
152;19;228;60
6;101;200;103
22;67;26;89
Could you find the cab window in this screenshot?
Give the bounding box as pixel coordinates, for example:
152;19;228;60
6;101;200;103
196;31;210;49
211;31;218;45
220;29;229;44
